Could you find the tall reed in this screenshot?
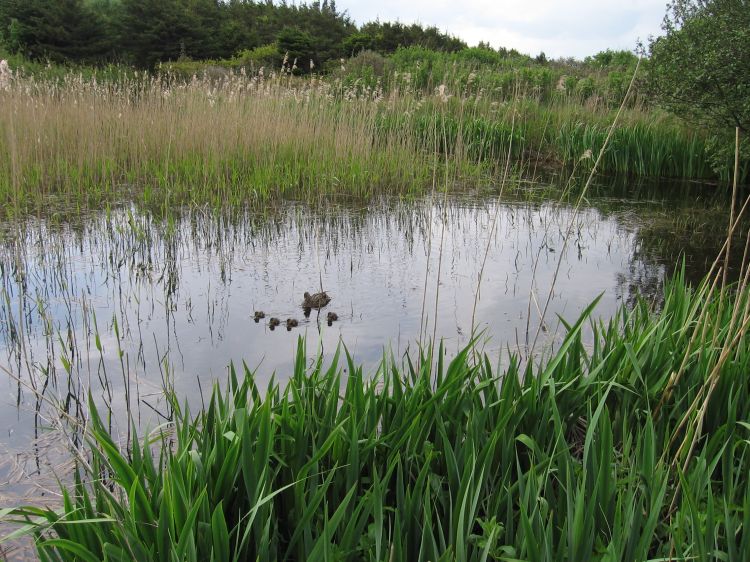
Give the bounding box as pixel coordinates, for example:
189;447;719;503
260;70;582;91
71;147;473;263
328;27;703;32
0;68;731;215
0;72;440;212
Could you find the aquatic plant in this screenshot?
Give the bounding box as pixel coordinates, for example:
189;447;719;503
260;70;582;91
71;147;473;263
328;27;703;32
555;119;714;179
0;67;733;215
3;269;750;560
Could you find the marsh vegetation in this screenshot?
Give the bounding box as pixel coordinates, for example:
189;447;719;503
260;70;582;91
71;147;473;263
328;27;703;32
0;62;738;215
1;1;750;560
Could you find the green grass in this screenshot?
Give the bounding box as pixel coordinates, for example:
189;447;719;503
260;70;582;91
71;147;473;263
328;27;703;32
555;119;714;179
4;271;750;560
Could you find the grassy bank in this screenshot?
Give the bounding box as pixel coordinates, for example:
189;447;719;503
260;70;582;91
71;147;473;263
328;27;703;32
3;271;750;560
0;64;736;214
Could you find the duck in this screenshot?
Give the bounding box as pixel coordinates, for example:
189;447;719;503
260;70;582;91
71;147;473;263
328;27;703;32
303;291;331;309
286;318;299;331
253;310;266;323
326;311;338;326
269;317;281;330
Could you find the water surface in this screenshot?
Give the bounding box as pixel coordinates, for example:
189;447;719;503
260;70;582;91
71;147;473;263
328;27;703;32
0;180;738;503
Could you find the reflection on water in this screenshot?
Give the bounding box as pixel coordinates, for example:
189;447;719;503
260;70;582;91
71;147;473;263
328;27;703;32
0;182;740;502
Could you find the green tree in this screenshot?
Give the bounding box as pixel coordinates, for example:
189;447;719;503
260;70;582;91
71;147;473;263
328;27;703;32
342;32;373;56
359;21;466;55
646;0;750;132
276;28;315;71
186;0;232;60
0;0;110;63
222;0;261;54
585;49;638;70
1;17;23;53
86;0;125;61
302;0;353;63
120;0;204;68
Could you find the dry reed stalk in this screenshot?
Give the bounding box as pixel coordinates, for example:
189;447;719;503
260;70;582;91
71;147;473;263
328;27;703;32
528;58;642;358
722;127;741;289
654;187;750;419
417;119;439;349
470;94;517;332
431;103;452;348
667;128;749;484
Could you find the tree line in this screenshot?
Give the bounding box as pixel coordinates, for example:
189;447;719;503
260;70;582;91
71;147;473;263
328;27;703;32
0;0;467;70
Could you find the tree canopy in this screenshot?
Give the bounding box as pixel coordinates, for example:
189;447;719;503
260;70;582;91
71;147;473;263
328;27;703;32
646;0;750;132
0;0;112;63
0;0;466;69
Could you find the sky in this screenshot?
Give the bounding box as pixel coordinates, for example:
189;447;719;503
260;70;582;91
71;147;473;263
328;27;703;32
338;0;668;59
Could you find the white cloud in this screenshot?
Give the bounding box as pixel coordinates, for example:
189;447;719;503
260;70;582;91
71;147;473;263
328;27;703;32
339;0;666;58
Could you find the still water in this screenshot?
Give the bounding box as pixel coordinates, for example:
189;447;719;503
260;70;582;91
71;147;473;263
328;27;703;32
0;181;735;501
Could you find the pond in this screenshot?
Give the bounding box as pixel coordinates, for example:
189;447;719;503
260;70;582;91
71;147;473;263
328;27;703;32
0;178;738;503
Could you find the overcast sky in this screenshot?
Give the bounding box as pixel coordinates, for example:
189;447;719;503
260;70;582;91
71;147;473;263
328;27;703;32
338;0;668;59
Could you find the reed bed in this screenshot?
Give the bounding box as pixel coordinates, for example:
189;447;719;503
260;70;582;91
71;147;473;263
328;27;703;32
3;270;750;561
0;72;442;212
0;68;726;214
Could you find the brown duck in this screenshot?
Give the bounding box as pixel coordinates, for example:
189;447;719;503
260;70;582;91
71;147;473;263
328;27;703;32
303;291;331;309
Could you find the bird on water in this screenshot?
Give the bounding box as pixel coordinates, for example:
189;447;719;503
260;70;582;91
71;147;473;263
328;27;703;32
302;291;331;309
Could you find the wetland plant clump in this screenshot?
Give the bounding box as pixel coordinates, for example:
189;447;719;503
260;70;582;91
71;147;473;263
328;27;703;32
0;68;733;214
3;272;750;560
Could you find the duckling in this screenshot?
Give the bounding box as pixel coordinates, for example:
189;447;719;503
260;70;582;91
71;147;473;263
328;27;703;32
326;311;338;326
302;291;331;309
269;317;281;330
253;310;266;323
286;318;299;331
